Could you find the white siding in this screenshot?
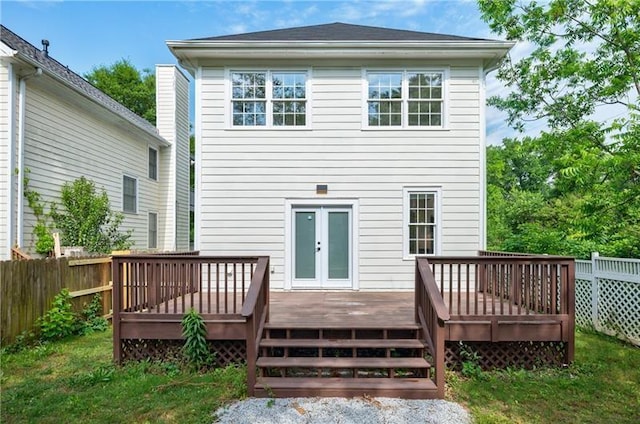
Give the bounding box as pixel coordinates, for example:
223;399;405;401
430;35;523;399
198;62;484;290
0;60;9;259
156;65;190;251
20;77;166;252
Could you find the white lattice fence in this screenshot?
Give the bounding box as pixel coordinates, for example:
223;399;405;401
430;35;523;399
576;253;640;346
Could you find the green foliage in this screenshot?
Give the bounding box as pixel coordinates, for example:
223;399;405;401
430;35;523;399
36;290;108;343
79;294;109;334
480;0;640;258
38;289;78;341
459;342;484;379
23;169;54;255
84;59;156;124
181;308;214;370
50;176;132;254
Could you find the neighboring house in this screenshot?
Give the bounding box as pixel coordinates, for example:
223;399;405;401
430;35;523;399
168;22;514;290
0;25;190;259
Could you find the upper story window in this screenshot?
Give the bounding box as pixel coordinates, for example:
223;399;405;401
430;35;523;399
148;147;158;180
367;70;444;128
231;71;307;127
122;175;137;214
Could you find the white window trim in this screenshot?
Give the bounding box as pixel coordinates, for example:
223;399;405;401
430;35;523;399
122;174;138;214
361;68;449;130
402;187;442;259
147;211;158;249
225;68;312;129
148;145;159;181
284;198;359;291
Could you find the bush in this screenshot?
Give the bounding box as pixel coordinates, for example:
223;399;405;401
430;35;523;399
50;176;132;253
37;290;108;342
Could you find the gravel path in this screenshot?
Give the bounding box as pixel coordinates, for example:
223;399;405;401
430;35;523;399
214;397;471;424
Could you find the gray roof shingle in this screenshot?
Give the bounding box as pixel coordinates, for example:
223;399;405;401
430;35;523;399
195;22;493;42
0;25;162;140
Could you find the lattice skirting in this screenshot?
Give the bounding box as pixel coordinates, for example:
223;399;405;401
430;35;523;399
120;339;246;367
445;341;567;370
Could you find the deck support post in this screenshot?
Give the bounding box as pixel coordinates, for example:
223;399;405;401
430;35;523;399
112;257;122;364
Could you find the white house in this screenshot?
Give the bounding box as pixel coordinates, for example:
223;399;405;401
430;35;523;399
0;25;191;259
168;22;513;290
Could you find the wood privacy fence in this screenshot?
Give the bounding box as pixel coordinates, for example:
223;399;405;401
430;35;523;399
0;256;112;345
576;253;640;346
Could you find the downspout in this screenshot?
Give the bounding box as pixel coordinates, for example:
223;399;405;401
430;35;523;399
16;67;42;248
6;62;15;257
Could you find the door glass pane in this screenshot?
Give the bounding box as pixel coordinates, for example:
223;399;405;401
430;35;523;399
295;212;316;279
328;212;349;279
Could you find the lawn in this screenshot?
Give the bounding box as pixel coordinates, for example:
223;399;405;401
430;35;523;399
0;329;245;424
448;330;640;423
1;328;638;423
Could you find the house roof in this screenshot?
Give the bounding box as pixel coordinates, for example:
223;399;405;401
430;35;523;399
0;25;165;143
168;22;515;72
194;22;493;42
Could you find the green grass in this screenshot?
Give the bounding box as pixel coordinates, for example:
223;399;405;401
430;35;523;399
0;329;246;424
448;330;640;423
2;328;638;423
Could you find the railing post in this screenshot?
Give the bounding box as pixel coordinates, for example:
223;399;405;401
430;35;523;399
435;323;445;398
566;260;576;363
112;256;122;364
591;252;599;331
246;314;256;396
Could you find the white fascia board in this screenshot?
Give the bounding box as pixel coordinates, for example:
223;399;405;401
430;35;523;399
0;41;17;57
167;40;516;63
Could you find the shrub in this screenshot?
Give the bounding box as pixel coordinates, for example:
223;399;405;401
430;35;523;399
181;308;214;370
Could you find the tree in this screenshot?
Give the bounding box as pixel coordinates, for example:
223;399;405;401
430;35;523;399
50;177;132;254
479;0;640;258
85;59;156;124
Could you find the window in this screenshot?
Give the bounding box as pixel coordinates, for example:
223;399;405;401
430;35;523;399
148;147;158;180
148;212;158;249
231;70;307;127
122;175;137;213
367;70;444;128
404;188;440;256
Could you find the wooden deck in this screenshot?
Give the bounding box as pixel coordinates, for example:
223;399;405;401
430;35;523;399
111;253;576;399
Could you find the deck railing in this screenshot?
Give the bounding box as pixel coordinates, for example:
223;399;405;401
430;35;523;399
415;258;450;398
427;256;575;318
241;257;270;396
112;254;271;381
113;254;258;315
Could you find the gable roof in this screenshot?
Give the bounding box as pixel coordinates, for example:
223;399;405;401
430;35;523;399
0;25;165;143
195;22;492;42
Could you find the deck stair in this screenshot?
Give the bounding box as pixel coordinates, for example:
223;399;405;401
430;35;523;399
253;323;439;399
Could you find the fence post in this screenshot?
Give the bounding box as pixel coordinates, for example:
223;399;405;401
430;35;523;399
591;252;599;331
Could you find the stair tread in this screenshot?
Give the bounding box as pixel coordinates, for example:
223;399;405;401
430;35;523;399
256;357;431;368
260;338;426;349
256;377;437;390
265;323;420;330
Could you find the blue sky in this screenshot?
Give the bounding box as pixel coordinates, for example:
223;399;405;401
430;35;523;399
2;0;516;143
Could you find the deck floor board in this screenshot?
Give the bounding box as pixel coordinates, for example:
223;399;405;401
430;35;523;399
145;290;534;326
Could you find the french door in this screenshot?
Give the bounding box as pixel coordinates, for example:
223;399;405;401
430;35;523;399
292;206;352;289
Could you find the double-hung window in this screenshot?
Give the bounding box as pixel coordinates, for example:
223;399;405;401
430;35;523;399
231;70;307;127
404;188;440;256
148;212;158;249
122;175;137;214
367;70;444;128
148;147;158;180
